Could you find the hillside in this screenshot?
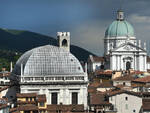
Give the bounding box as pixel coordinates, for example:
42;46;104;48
0;28;95;63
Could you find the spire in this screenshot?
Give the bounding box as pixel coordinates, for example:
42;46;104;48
117;10;124;21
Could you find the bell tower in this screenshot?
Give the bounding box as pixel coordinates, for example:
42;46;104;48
57;32;70;52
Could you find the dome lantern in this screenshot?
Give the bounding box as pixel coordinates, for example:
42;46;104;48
117;10;124;21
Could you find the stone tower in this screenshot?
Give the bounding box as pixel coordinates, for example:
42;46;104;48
57;32;70;52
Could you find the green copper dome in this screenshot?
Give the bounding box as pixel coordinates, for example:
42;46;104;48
105;20;134;37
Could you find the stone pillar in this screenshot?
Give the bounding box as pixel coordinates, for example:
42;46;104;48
59;89;63;104
123;60;126;70
118;55;120;70
46;89;50;104
144;55;147;71
135;55;137;70
139;55;143;71
112;55;116;70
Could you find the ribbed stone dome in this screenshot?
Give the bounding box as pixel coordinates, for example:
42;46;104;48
13;45;84;76
105;20;134;37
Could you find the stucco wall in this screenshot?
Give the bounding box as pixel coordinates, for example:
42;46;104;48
109;93;142;113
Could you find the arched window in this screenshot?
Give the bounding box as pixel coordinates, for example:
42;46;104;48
62;39;68;47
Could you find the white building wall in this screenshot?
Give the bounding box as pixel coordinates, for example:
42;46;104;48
147;62;150;70
20;84;88;110
109;93;142;113
113;81;131;86
88;62;103;72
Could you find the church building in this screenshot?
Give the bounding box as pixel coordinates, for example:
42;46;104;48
12;32;88;110
88;10;149;72
104;10;147;71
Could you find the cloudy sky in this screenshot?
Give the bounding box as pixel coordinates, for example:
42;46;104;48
0;0;150;55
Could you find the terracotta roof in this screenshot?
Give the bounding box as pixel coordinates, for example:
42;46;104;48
113;75;135;81
142;92;150;96
131;84;144;88
88;86;97;93
97;81;113;88
18;104;38;111
132;71;144;75
0;104;8;110
95;70;112;75
88;81;101;88
37;94;46;102
16;93;37;98
143;99;150;103
47;104;84;112
133;76;150;83
17;101;36;105
142;99;150;111
9;107;17;112
89;93;111;106
11;112;20;113
0;86;9;92
114;84;130;89
107;89;142;97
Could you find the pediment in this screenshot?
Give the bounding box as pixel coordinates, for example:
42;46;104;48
111;42;145;52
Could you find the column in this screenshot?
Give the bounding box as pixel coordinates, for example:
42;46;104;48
118;55;120;70
139;55;143;71
59;89;63;104
135;55;137;70
123;60;126;70
120;56;123;70
113;55;116;70
144;55;147;71
116;55;118;71
46;89;50;104
111;55;114;70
